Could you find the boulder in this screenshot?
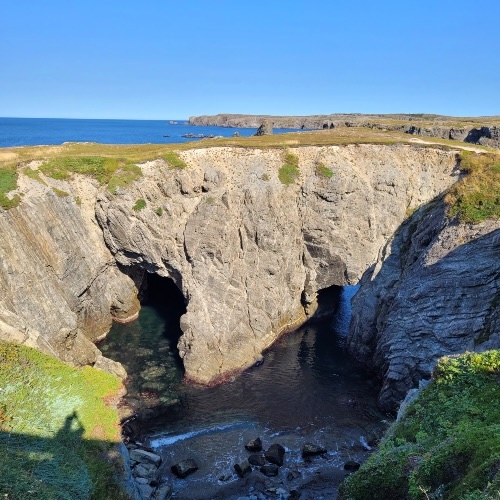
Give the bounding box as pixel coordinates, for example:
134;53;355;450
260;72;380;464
234;459;252;478
301;443;327;458
245;437;263;452
137;483;155;499
265;444;285;466
130;449;162;467
171;459;198;478
248;454;266;466
260;464;279;477
344;460;361;471
155;483;173;500
254;120;273;136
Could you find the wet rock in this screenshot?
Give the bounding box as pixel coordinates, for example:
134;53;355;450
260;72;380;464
260;464;279;477
301;443;327;458
265;443;285;466
234;459;252;478
154;483;173;500
130;449;162;467
248;454;266;466
137;483;155;499
245;437;263;452
286;470;301;481
171;459;198;478
344;460;361;471
133;462;158;480
135;476;150;485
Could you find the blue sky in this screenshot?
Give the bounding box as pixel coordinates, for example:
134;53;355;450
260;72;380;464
1;0;499;119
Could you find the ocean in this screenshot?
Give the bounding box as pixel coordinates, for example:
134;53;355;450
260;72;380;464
0;117;299;148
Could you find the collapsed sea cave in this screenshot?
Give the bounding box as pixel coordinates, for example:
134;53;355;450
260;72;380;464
100;279;389;498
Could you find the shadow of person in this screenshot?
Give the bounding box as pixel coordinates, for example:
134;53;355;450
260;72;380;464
55;410;85;444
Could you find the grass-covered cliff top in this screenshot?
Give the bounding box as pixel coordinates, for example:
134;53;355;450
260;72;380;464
340;350;500;499
0;340;127;499
0;131;498;223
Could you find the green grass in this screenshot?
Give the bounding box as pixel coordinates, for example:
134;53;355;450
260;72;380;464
132;198;146;211
315;161;333;178
107;163;142;194
340;350;500;499
40;156;120;185
278;151;300;185
155;206;163;216
446;151;500;223
0;340;126;499
0;167;21;210
162;151;187;169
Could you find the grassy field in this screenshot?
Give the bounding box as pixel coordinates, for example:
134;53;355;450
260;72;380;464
0;340;127;499
340;350;500;499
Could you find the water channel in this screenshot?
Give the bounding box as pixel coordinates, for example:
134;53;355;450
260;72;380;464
99;275;389;498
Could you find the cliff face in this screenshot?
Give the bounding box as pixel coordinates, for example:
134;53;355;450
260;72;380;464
347;201;500;412
94;145;458;384
2;144;496;403
0;174;139;377
189;114;500;148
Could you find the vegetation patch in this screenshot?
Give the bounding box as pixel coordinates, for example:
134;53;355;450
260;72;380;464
446;151;500;223
315;161;333;178
107;164;142;194
40;156;120;185
162;151;187;169
52;187;70;197
0;166;21;210
132;198;146;211
340;350;500;499
278;151;300;185
24;167;47;185
156;206;163;216
0;340;126;499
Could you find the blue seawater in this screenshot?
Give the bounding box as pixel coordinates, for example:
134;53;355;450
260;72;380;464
0;117;300;147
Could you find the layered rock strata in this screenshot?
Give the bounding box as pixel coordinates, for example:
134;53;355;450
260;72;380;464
1;144;484;395
347;201;500;412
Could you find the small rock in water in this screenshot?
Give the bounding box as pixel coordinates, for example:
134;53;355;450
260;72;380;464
171;459;199;478
248;454;266;466
234;459;252;478
264;443;285;466
302;443;327;458
260;464;279;477
286;470;301;481
344;460;361;471
245;437;263;452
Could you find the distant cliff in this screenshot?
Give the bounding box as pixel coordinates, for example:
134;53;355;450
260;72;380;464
189;113;500;148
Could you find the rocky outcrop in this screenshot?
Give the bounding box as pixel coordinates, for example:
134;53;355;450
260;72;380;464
254;120;273;136
94;145;459;384
0;174;139;376
189;114;500;148
347;200;500;413
1;144;483;393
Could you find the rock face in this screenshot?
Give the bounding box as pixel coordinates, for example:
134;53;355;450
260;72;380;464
0;145;462;387
94;145;460;385
0;174;139;376
347;200;500;413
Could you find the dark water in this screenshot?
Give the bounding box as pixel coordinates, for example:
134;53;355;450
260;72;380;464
100;283;388;499
0;117;301;147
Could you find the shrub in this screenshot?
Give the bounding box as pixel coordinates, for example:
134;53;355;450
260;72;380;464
156;206;163;216
278;151;300;185
132;198;146;211
315;161;333;178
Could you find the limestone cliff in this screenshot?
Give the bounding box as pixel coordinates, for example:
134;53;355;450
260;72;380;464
347;201;500;413
2;144;494;400
93;145;458;384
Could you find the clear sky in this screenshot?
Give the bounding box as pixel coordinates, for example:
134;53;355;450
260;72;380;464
1;0;499;119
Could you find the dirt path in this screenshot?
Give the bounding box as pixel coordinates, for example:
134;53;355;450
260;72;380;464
408;137;487;153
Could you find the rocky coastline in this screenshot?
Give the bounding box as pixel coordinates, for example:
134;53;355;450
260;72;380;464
189;113;500;148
